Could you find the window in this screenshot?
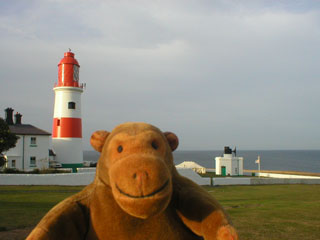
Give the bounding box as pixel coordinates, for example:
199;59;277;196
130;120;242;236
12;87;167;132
73;65;79;82
30;157;36;167
68;102;76;109
30;137;37;146
12;160;16;168
30;137;37;147
57;119;60;126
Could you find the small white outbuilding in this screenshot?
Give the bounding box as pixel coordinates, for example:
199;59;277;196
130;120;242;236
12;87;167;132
215;147;243;176
175;161;206;174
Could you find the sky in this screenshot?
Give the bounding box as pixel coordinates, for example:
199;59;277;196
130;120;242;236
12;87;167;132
1;0;320;151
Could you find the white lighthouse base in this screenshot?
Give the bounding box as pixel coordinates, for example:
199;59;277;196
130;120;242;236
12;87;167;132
215;154;243;176
52;138;83;172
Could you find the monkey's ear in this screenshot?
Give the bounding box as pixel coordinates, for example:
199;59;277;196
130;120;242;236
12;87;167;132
164;132;179;152
90;130;110;152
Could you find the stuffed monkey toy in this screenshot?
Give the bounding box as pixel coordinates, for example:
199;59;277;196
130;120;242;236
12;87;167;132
27;122;238;240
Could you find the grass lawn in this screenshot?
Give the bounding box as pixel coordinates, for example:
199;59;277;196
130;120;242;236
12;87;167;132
0;184;320;240
0;185;83;230
204;185;320;240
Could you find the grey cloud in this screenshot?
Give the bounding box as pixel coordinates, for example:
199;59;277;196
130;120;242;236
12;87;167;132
1;1;320;150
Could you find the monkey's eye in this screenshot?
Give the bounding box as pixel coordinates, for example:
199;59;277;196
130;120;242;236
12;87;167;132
151;141;158;150
117;145;123;153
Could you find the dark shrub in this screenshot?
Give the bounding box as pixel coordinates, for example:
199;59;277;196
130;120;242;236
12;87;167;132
3;168;22;174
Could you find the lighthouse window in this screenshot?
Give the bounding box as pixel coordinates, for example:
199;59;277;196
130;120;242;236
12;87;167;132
73;65;79;82
68;102;76;109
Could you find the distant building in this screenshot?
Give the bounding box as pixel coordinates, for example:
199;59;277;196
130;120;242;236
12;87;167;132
176;161;206;174
215;146;243;176
4;108;51;171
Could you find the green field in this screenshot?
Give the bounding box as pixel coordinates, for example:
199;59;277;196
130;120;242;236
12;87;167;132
0;184;319;240
0;186;83;230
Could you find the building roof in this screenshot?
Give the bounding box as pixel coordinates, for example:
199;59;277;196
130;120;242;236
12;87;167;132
175;161;205;169
9;124;51;136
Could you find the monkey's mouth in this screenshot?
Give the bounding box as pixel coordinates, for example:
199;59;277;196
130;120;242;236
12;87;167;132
116;180;169;199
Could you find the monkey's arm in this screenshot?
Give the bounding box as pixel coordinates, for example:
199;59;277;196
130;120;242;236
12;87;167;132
26;197;89;240
173;173;238;240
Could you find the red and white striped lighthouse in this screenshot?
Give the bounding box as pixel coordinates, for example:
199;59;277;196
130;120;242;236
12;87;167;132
52;50;84;171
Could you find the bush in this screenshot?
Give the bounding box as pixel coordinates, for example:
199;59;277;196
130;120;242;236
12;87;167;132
2;168;23;174
31;168;40;174
38;169;71;174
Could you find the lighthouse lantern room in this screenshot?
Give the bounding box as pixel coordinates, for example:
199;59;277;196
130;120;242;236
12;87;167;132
52;51;84;171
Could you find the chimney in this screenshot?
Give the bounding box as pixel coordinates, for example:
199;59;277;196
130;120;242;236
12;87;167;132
15;112;22;125
5;108;14;125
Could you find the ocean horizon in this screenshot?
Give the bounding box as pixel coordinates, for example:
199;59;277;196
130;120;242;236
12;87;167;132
84;150;320;173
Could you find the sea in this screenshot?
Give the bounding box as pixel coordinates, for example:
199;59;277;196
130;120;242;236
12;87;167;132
83;150;320;174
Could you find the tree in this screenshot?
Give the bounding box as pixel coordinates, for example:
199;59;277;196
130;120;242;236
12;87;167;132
0;117;18;155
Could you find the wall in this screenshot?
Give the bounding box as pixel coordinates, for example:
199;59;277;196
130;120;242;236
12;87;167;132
215;157;221;175
5;135;23;169
212;177;320;186
53;88;82;118
5;135;50;171
1;170;320;186
215;156;243;176
257;172;320;179
52;138;83;164
25;135;50;171
177;169;211;185
236;157;244;175
251;178;320;185
213;178;251;186
77;168;96;173
0;169;210;186
216;157;233;175
0;172;95;186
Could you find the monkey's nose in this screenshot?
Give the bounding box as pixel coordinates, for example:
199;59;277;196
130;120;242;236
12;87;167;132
133;170;149;192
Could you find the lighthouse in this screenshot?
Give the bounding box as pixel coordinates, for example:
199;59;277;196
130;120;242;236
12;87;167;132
215;147;243;176
52;50;84;171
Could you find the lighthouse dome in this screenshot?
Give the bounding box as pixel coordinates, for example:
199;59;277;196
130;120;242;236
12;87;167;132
58;51;80;67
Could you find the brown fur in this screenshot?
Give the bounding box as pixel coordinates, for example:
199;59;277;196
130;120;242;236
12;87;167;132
27;122;238;240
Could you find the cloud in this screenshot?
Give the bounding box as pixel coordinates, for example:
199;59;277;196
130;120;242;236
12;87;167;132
1;1;320;150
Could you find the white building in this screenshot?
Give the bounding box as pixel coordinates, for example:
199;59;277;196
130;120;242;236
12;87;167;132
176;161;206;174
4;108;51;171
215;147;243;176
